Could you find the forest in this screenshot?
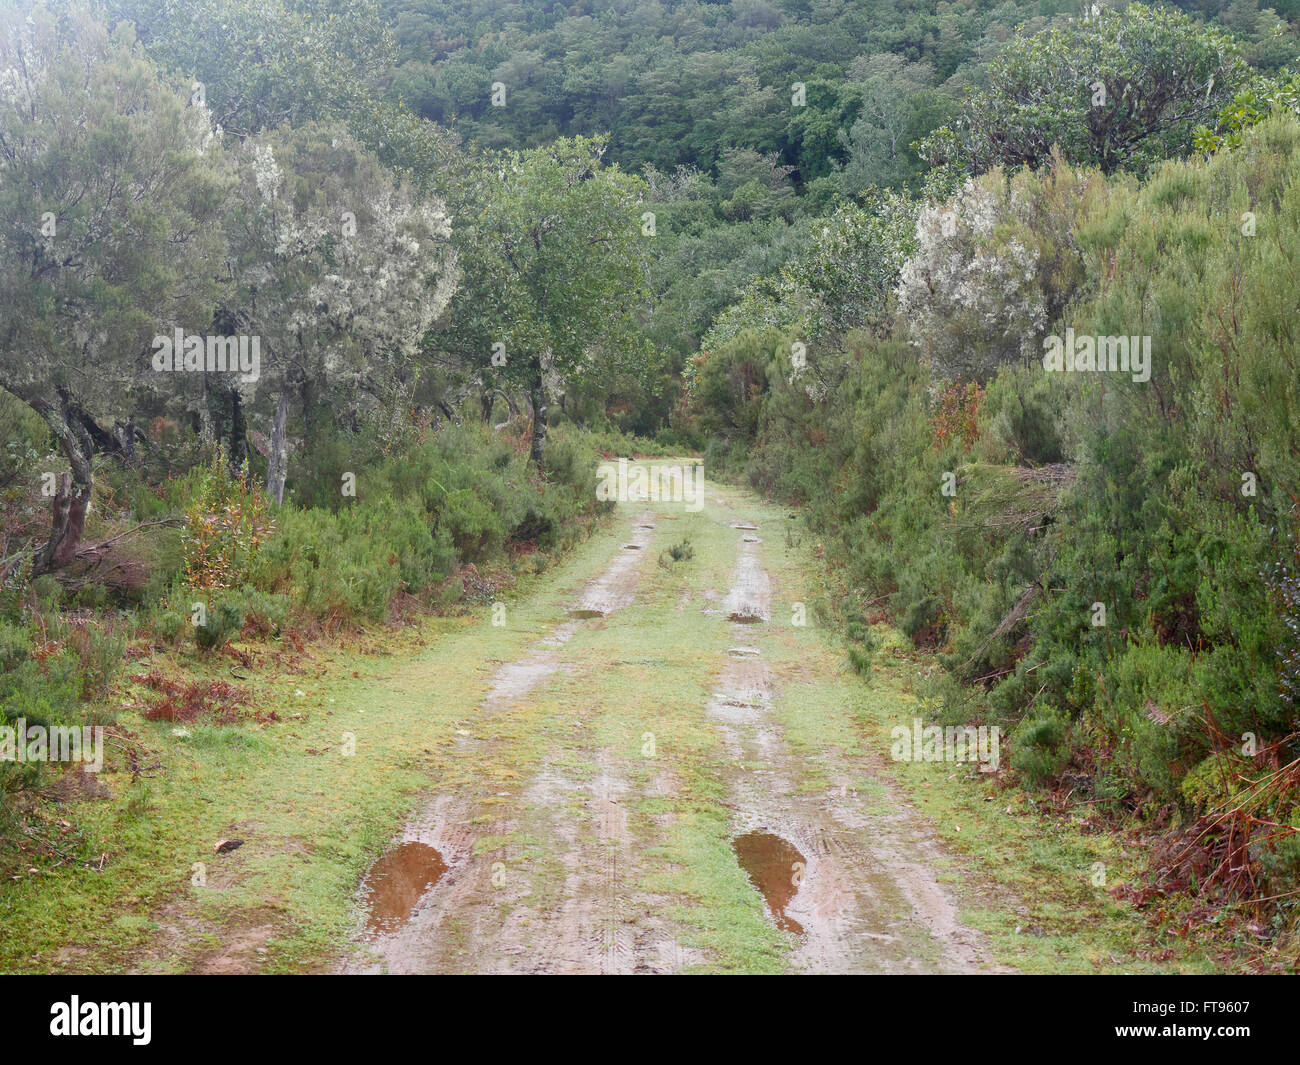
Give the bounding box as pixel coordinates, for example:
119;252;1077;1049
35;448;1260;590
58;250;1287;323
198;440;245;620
1;0;1299;982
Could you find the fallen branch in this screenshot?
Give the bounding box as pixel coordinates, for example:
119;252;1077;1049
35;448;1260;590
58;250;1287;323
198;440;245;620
82;517;183;553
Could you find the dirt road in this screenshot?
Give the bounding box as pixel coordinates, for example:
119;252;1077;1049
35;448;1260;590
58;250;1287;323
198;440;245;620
0;465;1220;976
341;467;998;974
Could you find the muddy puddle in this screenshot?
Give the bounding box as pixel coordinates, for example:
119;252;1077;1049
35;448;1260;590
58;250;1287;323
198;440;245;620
733;831;806;936
361;842;449;937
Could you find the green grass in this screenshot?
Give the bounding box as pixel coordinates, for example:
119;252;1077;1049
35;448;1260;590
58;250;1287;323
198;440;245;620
0;462;1247;974
0;508;631;974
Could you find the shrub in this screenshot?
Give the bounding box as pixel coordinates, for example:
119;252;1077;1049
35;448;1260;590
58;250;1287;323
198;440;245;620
1011;705;1073;786
0;620;31;672
67;623;127;701
194;601;244;653
182;446;274;591
658;539;695;569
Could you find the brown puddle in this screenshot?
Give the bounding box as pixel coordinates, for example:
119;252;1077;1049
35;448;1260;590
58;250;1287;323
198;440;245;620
361;842;448;937
733;832;806;936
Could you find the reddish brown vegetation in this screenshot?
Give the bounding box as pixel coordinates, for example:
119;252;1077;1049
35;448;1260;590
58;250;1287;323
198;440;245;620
131;670;271;724
931;380;984;453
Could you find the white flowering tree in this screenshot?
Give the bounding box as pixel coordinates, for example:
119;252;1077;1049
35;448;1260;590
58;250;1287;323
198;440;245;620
896;159;1102;383
221;122;458;502
0;3;228;571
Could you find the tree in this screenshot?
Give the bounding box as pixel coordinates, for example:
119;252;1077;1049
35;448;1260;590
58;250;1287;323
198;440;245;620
783;189;919;342
103;0;465;209
716;147;797;222
695;185;918;393
921;4;1250;175
221;122;458;503
435;136;649;464
837;54;952;193
100;0;395;138
1193;67;1300;152
0;3;228;571
897;157;1109;382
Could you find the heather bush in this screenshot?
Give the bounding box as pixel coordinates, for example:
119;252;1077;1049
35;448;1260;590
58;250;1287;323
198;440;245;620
691;115;1300;823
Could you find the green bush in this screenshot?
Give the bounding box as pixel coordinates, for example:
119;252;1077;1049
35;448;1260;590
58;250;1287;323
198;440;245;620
70;622;127;701
194;601;244;652
1011;705;1073;786
0;620;31;672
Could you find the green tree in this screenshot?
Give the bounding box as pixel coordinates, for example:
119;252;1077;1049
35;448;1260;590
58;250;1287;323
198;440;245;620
0;3;228;571
100;0;395;137
837;54;952;192
784;189;919;341
922;4;1249;175
1193;67;1300;152
436;136;649;464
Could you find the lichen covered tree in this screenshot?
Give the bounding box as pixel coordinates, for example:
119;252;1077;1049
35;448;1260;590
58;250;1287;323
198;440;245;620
0;4;228;571
223;123;459;503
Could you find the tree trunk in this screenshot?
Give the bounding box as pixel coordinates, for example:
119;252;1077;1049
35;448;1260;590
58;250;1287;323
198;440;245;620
114;420;137;464
198;400;215;445
436;398;460;426
528;360;548;466
497;389;520;419
205;382;248;472
228;388;248;472
33;403;94;573
267;391;290;505
480;389;495;423
300;376;318;438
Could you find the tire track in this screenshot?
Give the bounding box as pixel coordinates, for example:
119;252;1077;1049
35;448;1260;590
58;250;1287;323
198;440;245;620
709;522;996;974
343;511;660;974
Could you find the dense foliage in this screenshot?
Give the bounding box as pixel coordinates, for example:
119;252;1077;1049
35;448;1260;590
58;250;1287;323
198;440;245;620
691;113;1300;912
2;0;1300;933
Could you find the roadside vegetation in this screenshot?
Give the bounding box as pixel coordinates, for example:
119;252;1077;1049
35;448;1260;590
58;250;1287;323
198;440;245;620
684;24;1300;961
1;0;1298;970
